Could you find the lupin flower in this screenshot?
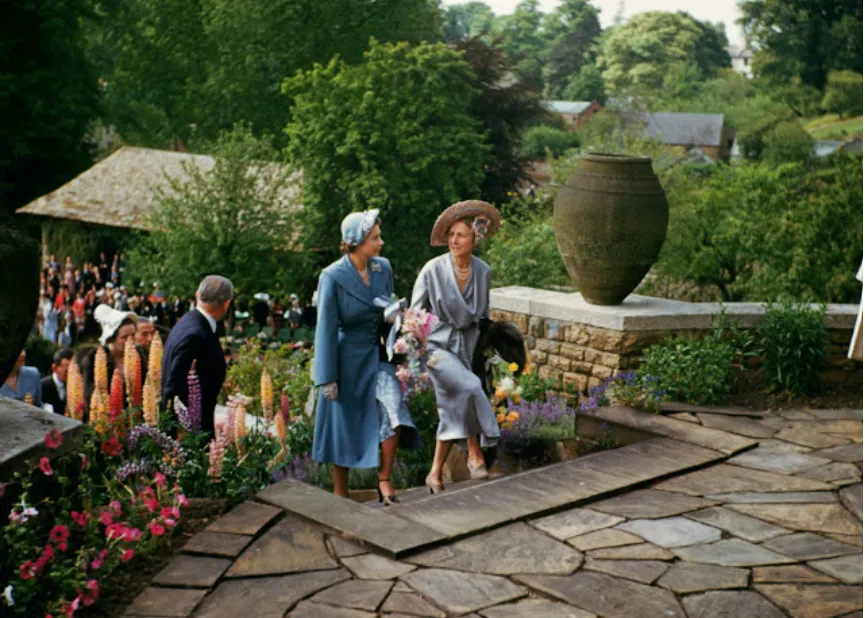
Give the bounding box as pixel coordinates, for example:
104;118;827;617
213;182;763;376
174;398;192;434
148;333;163;394
260;368;273;424
94;347;108;394
207;439;226;479
109;370;124;417
143;381;158;426
66;359;85;420
222;397;236;443
89;389;107;428
274;411;287;449
130;350;142;409
115;460;176;482
126;426;183;461
123;338;136;392
187;362;201;433
280;390;291;424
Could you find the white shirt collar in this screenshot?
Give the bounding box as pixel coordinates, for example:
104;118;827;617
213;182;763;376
53;372;66;399
197;306;218;333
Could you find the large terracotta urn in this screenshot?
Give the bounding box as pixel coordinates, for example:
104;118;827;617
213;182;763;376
0;219;40;383
554;153;669;305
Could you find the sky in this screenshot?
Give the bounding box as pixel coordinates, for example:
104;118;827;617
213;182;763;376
440;0;747;47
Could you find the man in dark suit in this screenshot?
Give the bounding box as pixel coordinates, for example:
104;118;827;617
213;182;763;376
162;275;233;436
41;348;74;415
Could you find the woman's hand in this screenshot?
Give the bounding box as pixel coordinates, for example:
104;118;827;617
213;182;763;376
322;382;339;401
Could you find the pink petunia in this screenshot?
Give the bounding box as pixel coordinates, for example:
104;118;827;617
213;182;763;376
44;429;63;449
121;549;134;562
176;494;188;507
153;472;166;487
122;527;141;543
143;497;158;513
99;511;114;526
42;544;55;560
109;500;122;514
90;549;108;571
39;457;53;475
163;518;177;528
19;560;35;580
49;524;70;544
71;511;89;527
148;521;166;536
105;522;129;540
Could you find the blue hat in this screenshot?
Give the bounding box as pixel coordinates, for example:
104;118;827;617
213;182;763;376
341;209;380;247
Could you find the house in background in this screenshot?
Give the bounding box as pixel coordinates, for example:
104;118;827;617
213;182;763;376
727;45;753;79
543;100;602;129
639;112;736;162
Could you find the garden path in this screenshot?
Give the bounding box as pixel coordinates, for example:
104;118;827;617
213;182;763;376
123;406;863;618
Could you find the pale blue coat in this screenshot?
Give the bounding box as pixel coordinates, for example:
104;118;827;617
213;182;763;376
312;255;393;469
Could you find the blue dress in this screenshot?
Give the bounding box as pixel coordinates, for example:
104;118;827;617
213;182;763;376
312;255;409;469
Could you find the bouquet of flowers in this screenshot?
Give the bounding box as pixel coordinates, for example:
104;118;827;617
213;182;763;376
393;308;439;398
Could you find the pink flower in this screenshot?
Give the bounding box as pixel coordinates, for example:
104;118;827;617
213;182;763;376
163;518;177;528
44;429;63;449
153;472;166;487
393;337;409;355
106;522;129;540
49;524;70;544
39;457;53;475
122;527;141;542
99;511;114;526
148;521;166;536
79;454;88;470
90;549;108;570
109;500;122;514
42;544;55;560
143;497;158;513
396;366;412;384
140;486;155;501
176;494;188;507
19;561;35;580
121;549;134;563
71;511;89;527
101;438;122;457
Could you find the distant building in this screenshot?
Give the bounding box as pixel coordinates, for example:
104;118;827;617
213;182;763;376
543;100;603;129
727;45;753;79
639;112;735;162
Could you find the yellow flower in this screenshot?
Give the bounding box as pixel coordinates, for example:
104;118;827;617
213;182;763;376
148;333;163;394
94;347;108;393
143;381;158;426
494;388;504;402
261;369;273;423
66;359;84;420
513;395;521;404
501;422;513;430
508;362;519;373
507;411;520;423
496;413;506;424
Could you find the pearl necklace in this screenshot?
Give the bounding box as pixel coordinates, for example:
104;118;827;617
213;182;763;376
454;261;472;282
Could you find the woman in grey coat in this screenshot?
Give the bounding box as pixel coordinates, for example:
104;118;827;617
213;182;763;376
411;200;501;493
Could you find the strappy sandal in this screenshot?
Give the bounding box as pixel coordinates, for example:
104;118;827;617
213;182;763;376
377;478;400;506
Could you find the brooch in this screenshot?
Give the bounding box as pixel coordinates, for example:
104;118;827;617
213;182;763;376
370;261;382;273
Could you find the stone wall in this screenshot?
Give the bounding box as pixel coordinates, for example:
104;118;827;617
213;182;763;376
490;287;861;395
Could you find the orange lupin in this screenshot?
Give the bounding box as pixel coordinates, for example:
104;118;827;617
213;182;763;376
94;347;108;394
260;368;273;424
66;359;84;420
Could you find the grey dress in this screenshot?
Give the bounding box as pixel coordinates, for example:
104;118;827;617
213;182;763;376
410;253;500;447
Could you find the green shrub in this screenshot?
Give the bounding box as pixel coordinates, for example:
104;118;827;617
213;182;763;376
25;336;59;377
762;120;814;166
521;125;581;160
639;336;738;405
758;300;827;397
822;71;864;118
222;341;312;415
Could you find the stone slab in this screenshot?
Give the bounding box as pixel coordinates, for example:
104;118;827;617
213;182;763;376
328;536;366;558
753;564;839;583
841;484;863;520
808;554;863;584
813;443;864;463
381;591;446;618
583;557;669;584
479;599;596;618
530;508;624;540
775;428;851;449
340;553;416;580
127;588;207;617
829;533;864;547
810;409;864;420
405;522;582;575
655;464;834;496
728;449;831;474
661;401;767;417
578;406;756;455
684;507;789;542
309;580;392;611
756;584;863;618
682;591;785;618
515;571;685;618
697;414;776;438
192;569;350;618
205;501;281;536
669;412;699;423
705;491;838;504
728;503;863;536
616;517;721;548
656;563;748;593
152;555;232;588
671;538;795;566
762;533;863;561
183;532;252;558
290;602;375;617
587;543;674;561
257;479;446;558
588;489;716;520
799;462;861;482
567;528;643;552
401;568;525;615
758;439;813;454
225;515;337;577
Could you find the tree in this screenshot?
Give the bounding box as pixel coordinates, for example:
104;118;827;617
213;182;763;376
822;71;864;118
442;2;497;42
283;40;490;291
126;126;305;297
739;0;863;91
2;0;100;216
498;0;549;92
542;0;602;98
597;11;730;94
521;126;581;159
562;63;606;103
762;121;814;166
451;38;549;206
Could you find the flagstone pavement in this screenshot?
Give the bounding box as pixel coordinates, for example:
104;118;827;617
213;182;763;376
124;407;863;618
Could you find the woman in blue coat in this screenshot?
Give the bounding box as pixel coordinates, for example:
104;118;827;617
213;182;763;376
313;209;420;503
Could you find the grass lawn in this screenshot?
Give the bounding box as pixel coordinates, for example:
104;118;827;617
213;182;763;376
805;114;863;140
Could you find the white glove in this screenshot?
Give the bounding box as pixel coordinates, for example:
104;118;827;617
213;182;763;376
322;382;339;401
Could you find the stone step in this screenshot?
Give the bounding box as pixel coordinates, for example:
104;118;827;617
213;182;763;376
661;401;768;418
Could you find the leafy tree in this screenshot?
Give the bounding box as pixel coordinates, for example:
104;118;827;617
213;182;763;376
661;62;705;102
452;38;548;206
562;63;605;103
739;0;863;91
283;40;490;291
126;126;306;297
822;71;864;118
2;0;100;216
498;0;549;92
542;0;602;98
442;1;497;42
521;126;581;159
762;121;814;166
597;11;730;94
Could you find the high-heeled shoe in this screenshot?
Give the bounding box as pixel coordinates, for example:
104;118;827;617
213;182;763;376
425;474;445;494
467;459;489;480
377;478;399;506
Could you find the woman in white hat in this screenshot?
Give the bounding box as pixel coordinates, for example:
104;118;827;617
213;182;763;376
411;200;502;493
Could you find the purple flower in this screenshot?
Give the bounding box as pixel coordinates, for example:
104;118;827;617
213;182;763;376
127;426;184;462
187;363;202;433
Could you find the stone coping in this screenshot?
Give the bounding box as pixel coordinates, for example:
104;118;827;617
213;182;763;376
490;286;858;332
0;396;83;480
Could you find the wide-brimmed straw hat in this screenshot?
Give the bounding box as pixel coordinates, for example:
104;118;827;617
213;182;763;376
95;304;138;346
430;200;500;247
